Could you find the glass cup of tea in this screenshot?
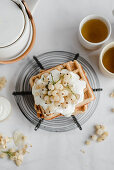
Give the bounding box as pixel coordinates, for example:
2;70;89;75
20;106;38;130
78;15;111;50
99;42;114;78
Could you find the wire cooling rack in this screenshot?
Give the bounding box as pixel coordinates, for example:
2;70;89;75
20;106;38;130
13;51;101;132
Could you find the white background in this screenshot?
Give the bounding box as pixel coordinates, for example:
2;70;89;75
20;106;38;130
0;0;114;169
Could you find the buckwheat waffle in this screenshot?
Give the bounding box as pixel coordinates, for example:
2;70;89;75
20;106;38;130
30;60;95;120
34;104;88;120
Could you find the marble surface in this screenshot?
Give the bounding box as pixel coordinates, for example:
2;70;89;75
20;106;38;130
0;0;114;169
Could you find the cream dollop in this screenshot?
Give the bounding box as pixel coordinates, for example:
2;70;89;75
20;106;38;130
0;96;11;121
32;69;86;117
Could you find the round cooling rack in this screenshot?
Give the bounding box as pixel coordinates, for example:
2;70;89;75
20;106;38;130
14;51;100;132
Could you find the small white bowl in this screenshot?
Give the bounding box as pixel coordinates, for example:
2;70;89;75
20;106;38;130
78;15;111;50
99;42;114;78
0;1;31;61
0;0;39;64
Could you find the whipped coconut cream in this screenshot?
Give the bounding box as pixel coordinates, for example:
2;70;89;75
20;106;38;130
0;97;11;121
32;69;86;117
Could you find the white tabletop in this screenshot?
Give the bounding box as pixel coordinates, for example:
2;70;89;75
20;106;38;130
1;0;114;169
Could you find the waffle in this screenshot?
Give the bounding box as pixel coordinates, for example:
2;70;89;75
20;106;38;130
34;104;88;120
30;60;95;120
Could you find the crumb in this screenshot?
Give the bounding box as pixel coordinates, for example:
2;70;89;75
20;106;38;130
97;131;108;142
90;135;97;141
100;125;105;130
97;136;104;142
0;153;7;158
111;108;114;112
102;131;108;137
95;125;101;130
85;140;91;145
0;77;7;91
95;124;105;130
95;129;104;136
110;91;114;98
80;149;85;154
